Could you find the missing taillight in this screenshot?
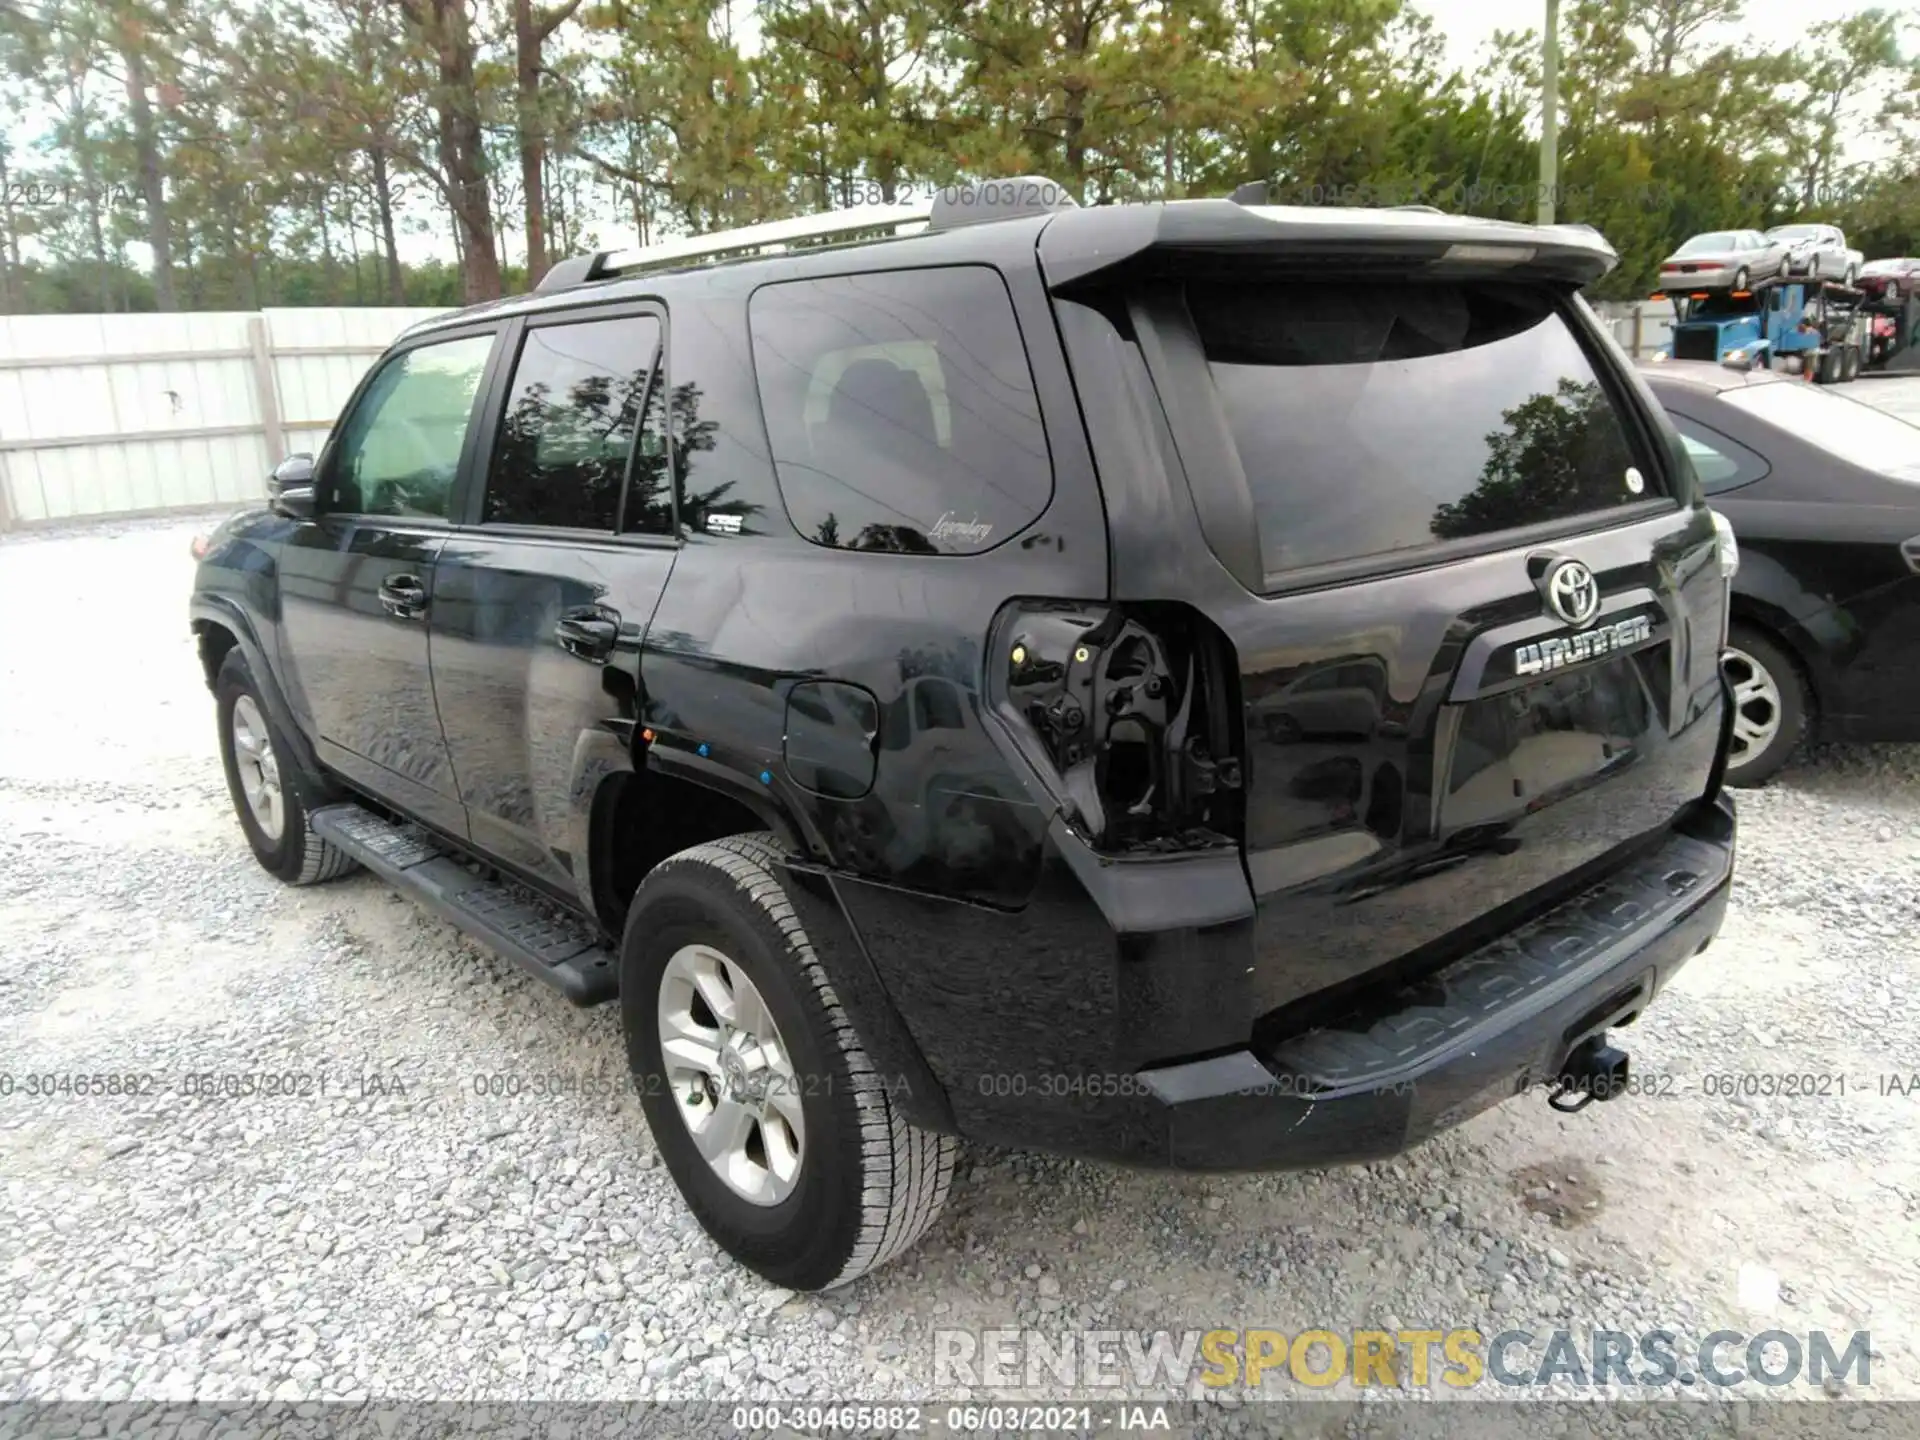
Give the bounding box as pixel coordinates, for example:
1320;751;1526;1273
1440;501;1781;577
990;600;1243;853
1100;721;1156;812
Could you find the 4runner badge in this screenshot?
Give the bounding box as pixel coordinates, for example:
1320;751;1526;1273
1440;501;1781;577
1512;614;1653;677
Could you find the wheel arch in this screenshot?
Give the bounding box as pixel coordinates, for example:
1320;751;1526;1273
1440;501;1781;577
191;597;333;801
582;747;817;935
1725;598;1822;723
594;764;955;1134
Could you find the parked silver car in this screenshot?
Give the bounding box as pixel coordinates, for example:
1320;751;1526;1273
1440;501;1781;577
1657;230;1787;291
1764;223;1862;285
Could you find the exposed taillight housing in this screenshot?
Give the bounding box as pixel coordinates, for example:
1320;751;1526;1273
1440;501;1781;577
985;600;1242;854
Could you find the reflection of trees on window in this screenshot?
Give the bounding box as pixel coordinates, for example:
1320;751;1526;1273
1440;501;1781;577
847;523;936;553
810;514;939;551
623;373;674;534
1430;379;1636;542
652;380;765;537
489;366;646;529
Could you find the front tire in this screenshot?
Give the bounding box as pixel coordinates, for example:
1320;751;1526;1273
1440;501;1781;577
622;833;957;1290
1722;626;1808;787
215;649;357;885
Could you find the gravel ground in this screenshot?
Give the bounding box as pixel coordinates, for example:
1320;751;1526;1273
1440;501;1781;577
2;414;1919;1433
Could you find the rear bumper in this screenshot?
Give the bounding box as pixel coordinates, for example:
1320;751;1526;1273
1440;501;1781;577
1660;264;1741;288
1139;794;1735;1168
837;788;1735;1170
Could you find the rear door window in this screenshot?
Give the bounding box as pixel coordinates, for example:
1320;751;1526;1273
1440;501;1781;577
1187;281;1657;582
484;314;661;531
749;266;1052;554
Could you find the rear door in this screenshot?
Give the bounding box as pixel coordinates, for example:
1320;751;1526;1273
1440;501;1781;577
1054;266;1727;1022
429;308;677;898
278;327;500;834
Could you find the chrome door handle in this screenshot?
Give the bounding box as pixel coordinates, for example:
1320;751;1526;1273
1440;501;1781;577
378;574;428;618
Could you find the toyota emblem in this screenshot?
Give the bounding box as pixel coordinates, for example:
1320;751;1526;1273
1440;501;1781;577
1544;559;1601;628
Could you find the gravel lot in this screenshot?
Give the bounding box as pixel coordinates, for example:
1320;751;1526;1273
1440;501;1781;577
3;389;1919;1430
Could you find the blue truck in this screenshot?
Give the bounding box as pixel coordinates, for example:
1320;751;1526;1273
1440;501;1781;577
1653;278;1869;382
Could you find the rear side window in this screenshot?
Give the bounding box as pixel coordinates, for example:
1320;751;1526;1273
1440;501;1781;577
1189;281;1656;580
1669;415;1770;494
749;267;1052;554
485;315;661;531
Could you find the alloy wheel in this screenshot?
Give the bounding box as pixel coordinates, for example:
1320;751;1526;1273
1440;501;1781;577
1722;647;1782;772
657;943;806;1206
231;695;285;841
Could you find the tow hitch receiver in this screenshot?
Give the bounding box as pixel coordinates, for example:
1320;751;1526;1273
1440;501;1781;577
1549;1038;1631;1113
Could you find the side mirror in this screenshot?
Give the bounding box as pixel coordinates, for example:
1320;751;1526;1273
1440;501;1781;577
272;484;316;520
268;452;316;520
269;452;315;493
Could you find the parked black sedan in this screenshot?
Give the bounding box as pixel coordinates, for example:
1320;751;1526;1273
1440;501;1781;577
1642;362;1920;783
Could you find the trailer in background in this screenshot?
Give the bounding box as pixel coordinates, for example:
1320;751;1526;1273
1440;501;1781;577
1861;290;1920;375
1651;278;1870;383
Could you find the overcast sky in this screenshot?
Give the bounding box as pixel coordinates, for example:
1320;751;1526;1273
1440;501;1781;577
1427;0;1820;72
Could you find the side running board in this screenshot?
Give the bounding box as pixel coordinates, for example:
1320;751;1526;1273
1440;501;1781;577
309;803;617;1006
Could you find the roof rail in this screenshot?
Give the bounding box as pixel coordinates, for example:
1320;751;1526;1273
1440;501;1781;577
535;200;934;292
534;176;1078;292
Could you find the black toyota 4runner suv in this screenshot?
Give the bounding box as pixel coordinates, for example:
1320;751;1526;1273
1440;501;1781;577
191;181;1738;1291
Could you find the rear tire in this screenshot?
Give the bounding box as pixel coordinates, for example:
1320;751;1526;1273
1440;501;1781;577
1722;626;1808;787
215;649;357;885
622;832;958;1290
1732;266;1749;292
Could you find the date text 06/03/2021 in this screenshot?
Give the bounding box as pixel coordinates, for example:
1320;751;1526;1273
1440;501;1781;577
727;1404;1172;1434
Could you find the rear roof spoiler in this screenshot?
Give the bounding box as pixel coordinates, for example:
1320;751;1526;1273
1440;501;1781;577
1037;200;1618;288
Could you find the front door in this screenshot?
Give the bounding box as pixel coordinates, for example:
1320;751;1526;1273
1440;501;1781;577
277;328;499;835
429;310;678;899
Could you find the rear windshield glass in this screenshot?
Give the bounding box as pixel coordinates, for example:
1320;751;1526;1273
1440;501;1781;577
1189;281;1655;579
1677;233;1735;254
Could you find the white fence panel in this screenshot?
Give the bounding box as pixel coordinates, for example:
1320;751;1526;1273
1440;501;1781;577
1594;298;1675;359
0;306;449;527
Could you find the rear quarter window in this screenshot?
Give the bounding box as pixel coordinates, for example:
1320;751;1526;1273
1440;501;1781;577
749;266;1053;554
1189;280;1659;581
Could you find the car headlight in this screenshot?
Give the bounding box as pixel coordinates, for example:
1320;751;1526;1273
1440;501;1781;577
1722;348;1747;364
1710;509;1739;579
